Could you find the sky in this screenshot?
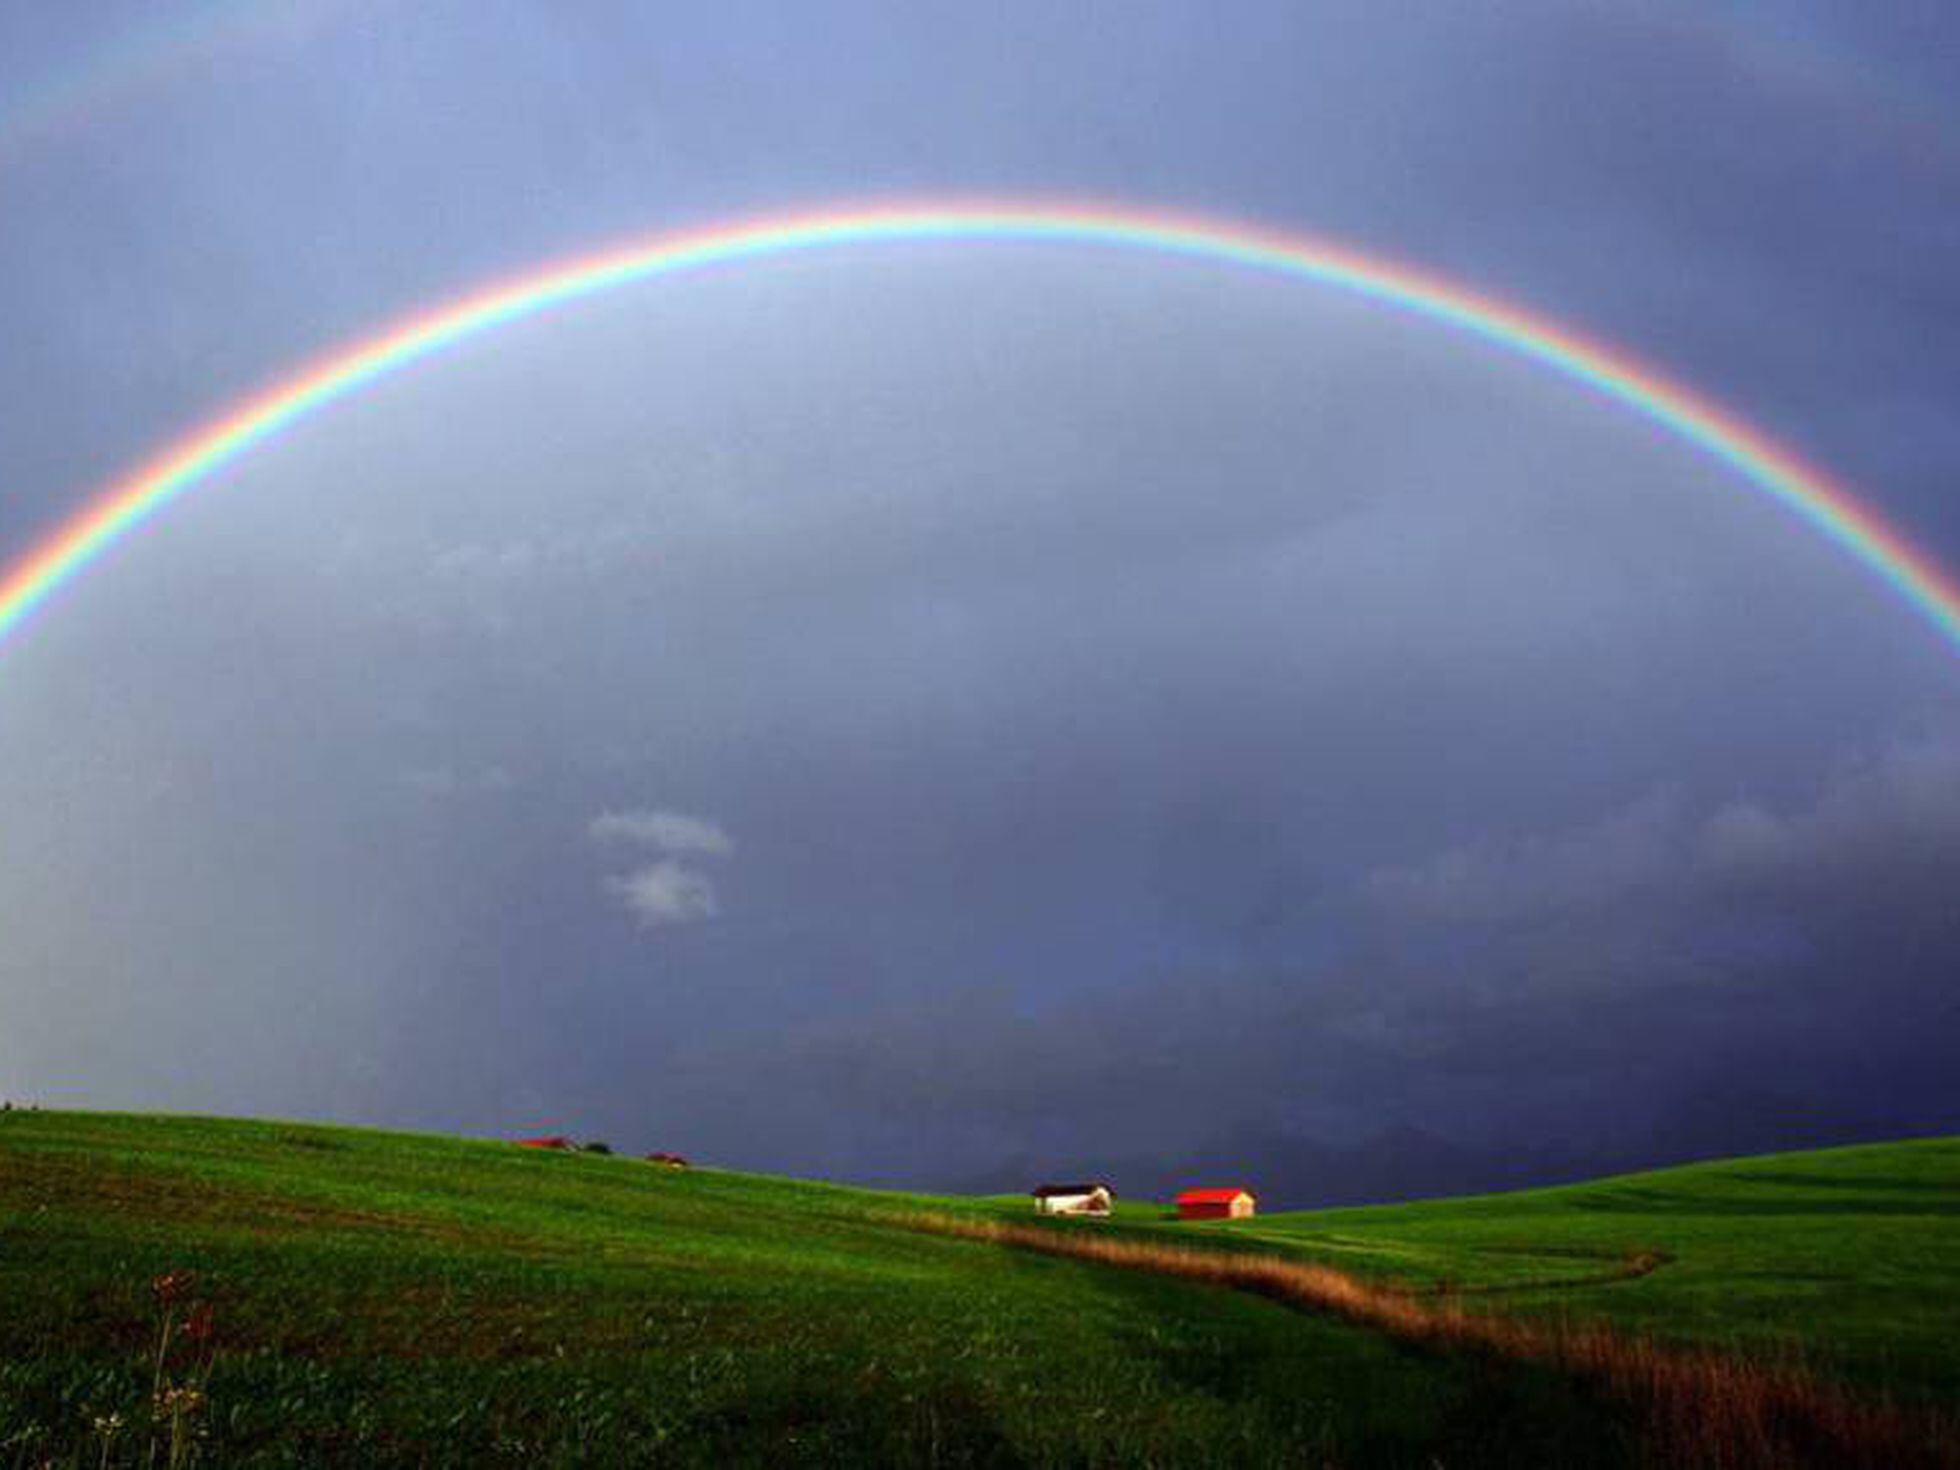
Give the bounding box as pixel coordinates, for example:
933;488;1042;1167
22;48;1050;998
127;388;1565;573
1;1;1958;1205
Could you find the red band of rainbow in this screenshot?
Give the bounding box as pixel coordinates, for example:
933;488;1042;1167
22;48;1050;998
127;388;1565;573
4;201;1957;659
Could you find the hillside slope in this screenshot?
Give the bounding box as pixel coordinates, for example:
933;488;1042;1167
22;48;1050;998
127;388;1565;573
1202;1136;1960;1403
0;1110;1617;1468
3;1112;1955;1466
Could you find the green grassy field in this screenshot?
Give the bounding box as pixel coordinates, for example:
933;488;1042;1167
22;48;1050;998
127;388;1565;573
1188;1136;1960;1406
1;1111;1953;1466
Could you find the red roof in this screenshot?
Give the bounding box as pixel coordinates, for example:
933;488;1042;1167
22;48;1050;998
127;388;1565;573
1175;1187;1253;1204
517;1135;572;1149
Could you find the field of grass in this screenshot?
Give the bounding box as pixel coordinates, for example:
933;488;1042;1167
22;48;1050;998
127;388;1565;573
1;1111;1954;1466
1189;1137;1960;1406
0;1110;1629;1468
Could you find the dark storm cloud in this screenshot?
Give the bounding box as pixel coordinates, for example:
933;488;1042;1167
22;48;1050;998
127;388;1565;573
2;2;1958;1195
695;738;1960;1199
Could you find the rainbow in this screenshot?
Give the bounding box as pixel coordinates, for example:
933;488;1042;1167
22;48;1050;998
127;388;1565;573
0;2;363;176
5;200;1959;659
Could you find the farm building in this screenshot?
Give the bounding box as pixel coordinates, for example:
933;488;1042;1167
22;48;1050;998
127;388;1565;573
645;1151;689;1168
1175;1187;1256;1220
1031;1182;1113;1216
516;1135;574;1150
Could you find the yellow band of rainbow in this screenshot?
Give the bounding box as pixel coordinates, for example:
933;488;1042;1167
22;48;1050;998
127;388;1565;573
5;200;1957;659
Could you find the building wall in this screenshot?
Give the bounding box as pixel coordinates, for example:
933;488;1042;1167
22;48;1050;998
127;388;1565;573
1178;1195;1255;1219
1037;1190;1109;1215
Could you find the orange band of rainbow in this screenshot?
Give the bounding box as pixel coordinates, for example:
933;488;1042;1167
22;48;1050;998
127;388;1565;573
5;201;1957;659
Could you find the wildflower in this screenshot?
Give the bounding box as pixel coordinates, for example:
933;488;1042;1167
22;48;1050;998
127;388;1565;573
90;1412;125;1438
151;1269;196;1307
152;1385;206;1421
184;1300;216;1342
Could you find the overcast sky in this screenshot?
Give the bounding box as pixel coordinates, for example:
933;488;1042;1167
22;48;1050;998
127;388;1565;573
2;2;1957;1203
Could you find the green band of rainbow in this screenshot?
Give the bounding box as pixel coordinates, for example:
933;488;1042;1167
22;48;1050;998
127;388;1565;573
5;200;1958;659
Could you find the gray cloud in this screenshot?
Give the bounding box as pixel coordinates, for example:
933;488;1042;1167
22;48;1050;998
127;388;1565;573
589;809;735;857
1356;736;1960;960
589;809;733;928
1359;790;1685;927
607;859;720;929
645;734;1960;1187
0;1;1955;1194
1698;740;1960;894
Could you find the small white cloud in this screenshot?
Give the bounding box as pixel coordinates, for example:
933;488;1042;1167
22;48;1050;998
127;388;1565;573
608;859;719;928
588;808;734;857
589;807;733;929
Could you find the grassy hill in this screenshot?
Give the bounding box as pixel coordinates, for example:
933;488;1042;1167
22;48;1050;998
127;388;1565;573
1197;1136;1960;1405
1;1111;1954;1467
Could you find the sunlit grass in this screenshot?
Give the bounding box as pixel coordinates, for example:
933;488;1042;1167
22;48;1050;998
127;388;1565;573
3;1111;1955;1465
0;1110;1628;1467
910;1212;1958;1470
1198;1137;1960;1403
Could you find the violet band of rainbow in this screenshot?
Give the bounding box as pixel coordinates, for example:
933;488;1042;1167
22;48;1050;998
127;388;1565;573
4;201;1958;659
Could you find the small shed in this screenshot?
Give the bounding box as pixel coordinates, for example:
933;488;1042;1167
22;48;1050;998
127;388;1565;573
1175;1187;1256;1220
645;1151;689;1168
1031;1182;1113;1217
517;1135;574;1150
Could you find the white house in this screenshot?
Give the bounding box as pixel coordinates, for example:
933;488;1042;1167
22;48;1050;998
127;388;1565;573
1030;1182;1113;1217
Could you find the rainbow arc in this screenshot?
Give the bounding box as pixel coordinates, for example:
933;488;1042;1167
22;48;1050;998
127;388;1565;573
4;201;1957;658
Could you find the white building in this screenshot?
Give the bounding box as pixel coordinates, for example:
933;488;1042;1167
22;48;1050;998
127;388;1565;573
1031;1182;1114;1217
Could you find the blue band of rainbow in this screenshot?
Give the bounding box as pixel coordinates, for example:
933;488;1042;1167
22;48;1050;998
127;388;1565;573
5;201;1956;659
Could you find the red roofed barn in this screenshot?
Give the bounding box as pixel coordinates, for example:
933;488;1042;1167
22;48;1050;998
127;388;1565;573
1175;1187;1256;1220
